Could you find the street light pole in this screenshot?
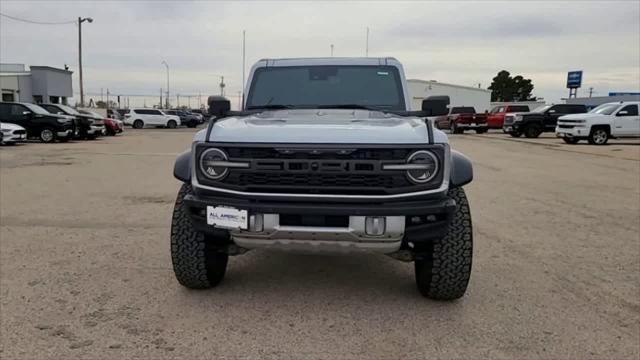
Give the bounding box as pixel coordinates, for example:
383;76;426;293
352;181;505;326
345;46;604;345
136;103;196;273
161;60;169;108
78;17;93;107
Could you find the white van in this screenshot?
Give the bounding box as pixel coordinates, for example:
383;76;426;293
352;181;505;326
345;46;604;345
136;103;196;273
123;109;181;129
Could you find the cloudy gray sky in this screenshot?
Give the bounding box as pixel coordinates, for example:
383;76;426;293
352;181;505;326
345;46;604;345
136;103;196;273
1;0;639;107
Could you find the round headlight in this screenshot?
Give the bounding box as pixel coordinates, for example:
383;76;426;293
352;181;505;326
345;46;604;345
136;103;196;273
406;150;439;184
199;148;228;180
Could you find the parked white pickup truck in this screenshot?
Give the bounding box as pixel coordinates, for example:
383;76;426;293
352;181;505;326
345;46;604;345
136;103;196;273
556;101;640;144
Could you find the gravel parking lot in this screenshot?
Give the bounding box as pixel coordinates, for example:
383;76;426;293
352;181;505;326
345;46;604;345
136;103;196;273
1;129;639;359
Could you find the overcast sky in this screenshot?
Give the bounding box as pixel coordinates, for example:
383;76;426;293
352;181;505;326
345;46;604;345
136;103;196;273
1;0;639;107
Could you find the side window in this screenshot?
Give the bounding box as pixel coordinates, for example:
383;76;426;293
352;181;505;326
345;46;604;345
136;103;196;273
10;104;27;116
497;107;505;113
0;103;10;118
618;105;638;116
151;110;162;115
570;105;586;113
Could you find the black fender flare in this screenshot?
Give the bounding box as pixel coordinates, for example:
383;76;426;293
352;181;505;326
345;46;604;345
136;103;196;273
450;150;473;187
173;150;192;182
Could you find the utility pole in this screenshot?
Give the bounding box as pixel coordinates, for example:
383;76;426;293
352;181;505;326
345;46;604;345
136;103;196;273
106;88;109;108
589;87;594;98
77;17;93;107
101;88;103;102
161;60;169;108
220;76;225;96
330;44;334;57
365;27;369;57
177;94;180;108
160;88;163;109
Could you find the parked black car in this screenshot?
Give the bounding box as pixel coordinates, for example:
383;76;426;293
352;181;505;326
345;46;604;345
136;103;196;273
0;102;74;143
191;108;208;123
165;109;199;128
503;104;588;138
41;104;104;140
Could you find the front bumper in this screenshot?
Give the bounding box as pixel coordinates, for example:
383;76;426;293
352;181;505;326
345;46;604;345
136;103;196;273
183;192;456;253
555;126;587;138
1;131;26;143
87;125;105;135
503;123;520;133
456;123;488;129
57;129;74;138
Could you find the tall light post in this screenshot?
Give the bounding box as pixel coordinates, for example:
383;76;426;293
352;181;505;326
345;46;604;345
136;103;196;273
161;60;169;108
78;17;93;107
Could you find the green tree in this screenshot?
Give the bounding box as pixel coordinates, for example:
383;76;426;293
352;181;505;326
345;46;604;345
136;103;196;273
488;70;536;102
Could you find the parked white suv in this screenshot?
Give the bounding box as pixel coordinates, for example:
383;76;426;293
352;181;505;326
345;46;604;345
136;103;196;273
123;109;181;129
556;101;640;144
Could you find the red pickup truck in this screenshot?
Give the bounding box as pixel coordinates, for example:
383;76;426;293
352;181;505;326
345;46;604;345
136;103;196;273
486;104;530;129
435;106;488;134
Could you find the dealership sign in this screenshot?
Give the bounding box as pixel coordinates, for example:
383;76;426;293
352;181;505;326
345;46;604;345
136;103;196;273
566;71;583;89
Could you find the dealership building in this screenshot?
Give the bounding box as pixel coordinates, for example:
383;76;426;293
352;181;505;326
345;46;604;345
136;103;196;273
407;79;492;112
0;63;73;105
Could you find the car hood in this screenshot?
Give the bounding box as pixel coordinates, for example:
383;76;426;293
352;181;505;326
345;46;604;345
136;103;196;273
558;113;600;120
204;109;435;144
1;122;26;131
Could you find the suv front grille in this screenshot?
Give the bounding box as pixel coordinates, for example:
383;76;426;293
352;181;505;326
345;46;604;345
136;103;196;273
196;144;445;196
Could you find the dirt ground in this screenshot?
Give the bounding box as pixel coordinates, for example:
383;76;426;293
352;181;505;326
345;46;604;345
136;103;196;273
1;128;639;359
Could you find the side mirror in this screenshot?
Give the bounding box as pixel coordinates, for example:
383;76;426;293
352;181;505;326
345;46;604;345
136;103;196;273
208;96;230;118
22;111;32;117
421;96;450;116
547;109;556;114
617;110;629;116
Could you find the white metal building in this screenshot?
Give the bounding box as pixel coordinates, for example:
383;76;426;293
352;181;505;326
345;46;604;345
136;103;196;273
407;79;491;112
0;63;73;104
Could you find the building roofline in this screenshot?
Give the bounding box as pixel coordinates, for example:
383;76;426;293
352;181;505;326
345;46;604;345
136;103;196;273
29;65;73;74
407;78;491;93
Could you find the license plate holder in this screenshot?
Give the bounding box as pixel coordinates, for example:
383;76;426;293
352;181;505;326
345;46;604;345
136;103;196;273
206;206;248;230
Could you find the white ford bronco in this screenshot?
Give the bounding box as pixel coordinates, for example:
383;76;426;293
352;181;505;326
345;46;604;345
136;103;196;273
171;57;474;300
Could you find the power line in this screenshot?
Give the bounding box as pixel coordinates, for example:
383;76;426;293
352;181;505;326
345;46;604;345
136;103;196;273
0;12;76;25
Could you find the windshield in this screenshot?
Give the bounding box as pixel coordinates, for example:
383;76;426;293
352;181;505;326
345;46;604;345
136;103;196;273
532;105;551;113
246;65;405;111
23;103;51;115
589;103;620;115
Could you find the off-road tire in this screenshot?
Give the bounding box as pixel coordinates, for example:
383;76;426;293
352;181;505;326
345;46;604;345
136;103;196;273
588;127;609;145
171;183;229;289
39;127;56;143
167;120;177;129
133;120;144;129
415;187;472;300
524;124;542;138
562;137;579;144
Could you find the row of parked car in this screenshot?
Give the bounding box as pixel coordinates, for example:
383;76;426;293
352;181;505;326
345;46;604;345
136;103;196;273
116;108;206;129
0;101;124;144
434;101;640;145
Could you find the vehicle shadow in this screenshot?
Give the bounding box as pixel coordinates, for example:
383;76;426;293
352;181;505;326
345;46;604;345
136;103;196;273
176;251;466;306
